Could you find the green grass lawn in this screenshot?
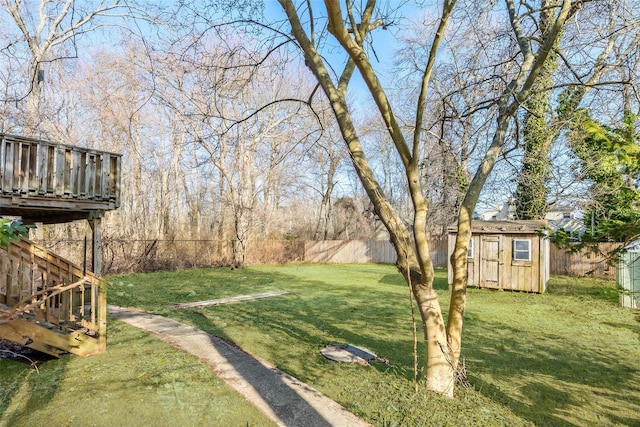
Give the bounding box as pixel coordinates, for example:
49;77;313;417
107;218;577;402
3;264;639;426
0;317;276;427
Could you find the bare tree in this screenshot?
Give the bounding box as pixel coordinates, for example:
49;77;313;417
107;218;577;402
272;0;576;397
147;25;322;264
307;109;350;240
514;0;640;219
0;0;143;134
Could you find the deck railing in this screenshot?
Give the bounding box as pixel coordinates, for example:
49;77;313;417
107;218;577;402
0;133;120;205
0;238;107;353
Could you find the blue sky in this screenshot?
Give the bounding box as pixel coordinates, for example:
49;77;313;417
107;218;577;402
262;0;404;100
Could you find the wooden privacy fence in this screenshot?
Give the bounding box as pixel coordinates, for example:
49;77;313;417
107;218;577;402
60;238;448;273
549;242;618;279
303;240;450;266
304;240;397;264
0;133;121;202
37;237;619;278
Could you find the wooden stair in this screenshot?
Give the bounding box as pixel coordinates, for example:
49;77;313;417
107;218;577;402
0;238;107;357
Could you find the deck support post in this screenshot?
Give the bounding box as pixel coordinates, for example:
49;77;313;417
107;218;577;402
89;216;107;352
89;217;102;276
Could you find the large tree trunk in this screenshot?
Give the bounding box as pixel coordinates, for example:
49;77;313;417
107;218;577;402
448;0;573;370
414;283;455;396
280;0;572;398
280;0;458;395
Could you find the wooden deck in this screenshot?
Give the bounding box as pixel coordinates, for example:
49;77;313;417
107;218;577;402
0;134;120;356
0;133;121;223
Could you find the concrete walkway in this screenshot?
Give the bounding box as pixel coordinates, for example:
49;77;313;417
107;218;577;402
108;306;372;427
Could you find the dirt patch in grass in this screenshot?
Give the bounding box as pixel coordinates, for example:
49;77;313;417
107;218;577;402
0;340;54;367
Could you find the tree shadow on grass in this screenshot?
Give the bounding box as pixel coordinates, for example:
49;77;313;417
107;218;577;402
546;278;620;305
378;273;450;290
604;320;640;338
0;353;68;426
0;360;33;422
178;286;426;384
462;312;640;426
111;308;343;426
469;377;579;427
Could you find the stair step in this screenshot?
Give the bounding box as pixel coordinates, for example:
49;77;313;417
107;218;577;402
0;317;101;357
1;238;107;357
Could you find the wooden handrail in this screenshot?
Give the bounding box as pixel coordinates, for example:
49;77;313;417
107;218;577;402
0;133;121;206
0;237;107;352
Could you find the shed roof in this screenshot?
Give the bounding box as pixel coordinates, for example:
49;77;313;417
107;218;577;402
448;219;548;234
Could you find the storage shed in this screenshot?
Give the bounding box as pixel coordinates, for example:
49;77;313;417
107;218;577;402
617;240;640;309
448;220;550;293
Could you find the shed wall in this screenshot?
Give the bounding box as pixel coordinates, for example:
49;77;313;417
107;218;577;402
448;222;548;293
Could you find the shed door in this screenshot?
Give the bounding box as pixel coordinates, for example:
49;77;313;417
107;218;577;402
480;236;501;289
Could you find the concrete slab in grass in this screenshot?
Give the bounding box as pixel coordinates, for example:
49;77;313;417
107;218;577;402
172;290;291;310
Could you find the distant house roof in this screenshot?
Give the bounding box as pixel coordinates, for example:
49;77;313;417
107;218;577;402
482;200;583;229
547;217;586;234
481;200;515;221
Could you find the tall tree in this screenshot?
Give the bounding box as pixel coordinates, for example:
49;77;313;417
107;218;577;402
152;25;321;264
0;0;131;134
273;0;574;396
515;0;640;217
309;113;349;240
569;110;640;243
514;0;559;220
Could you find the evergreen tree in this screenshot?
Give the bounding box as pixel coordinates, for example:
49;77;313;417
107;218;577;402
568;111;640;243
